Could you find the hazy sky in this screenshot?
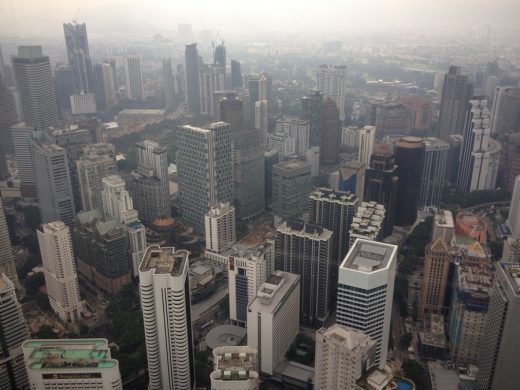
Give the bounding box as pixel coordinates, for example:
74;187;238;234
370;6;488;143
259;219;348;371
1;0;520;38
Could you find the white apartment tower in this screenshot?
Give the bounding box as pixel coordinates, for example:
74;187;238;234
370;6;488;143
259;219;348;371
317;64;347;120
337;239;397;369
358;125;376;166
76;154;117;213
37;222;83;323
274;118;310;157
199;64;226;116
210;346;259;390
139;246;195;390
124;54;144;100
205;202;236;253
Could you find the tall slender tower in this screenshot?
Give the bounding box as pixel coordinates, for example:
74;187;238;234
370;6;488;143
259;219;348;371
358;125;376;166
63;21;94;93
418;137;449;209
124;55;144;100
490;87;520;136
37;221;83;323
322;97;341;164
301;90;324;147
163;58;176;111
185;43;200;113
139;246;195;390
213;43;226;67
230;60;242;89
0;197;19;288
317;65;346;120
0;73;16;178
76;154;117;213
198;63;226;116
94;61;117;110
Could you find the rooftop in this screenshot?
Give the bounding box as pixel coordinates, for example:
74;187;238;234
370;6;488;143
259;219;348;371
341;239;397;273
249;271;299;314
274;158;311;173
501;262;520;295
139;245;188;277
318;324;375;353
310;188;357;204
278;220;333;241
119;109;165;115
435;209;454;228
205;325;248;350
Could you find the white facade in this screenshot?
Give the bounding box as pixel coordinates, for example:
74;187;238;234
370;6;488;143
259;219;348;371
247;271;300;375
205;202;236;253
37;222;83;323
199;64;226;116
268;132;296;159
337;239;397;369
317;64;347;120
341;126;358;150
139;246;194;390
210;346;259;390
70;92;97;115
254;100;268;145
305;146;320;177
11;123;36;195
136;139;168;181
76;154;117;213
23;339;122;390
124;55;144;100
274;119;310;157
358;125;376;166
349;201;385;247
433;209;455;243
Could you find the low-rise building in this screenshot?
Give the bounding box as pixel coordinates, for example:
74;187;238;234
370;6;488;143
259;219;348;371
211;346;259;390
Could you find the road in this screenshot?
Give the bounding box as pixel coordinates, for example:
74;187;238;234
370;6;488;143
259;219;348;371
167;102;187;120
391;301;407;364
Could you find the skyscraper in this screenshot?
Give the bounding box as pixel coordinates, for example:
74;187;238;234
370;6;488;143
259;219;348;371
317;65;346;120
94;61;117;110
11;123;36;197
358;125;376;166
321;97;341;164
301;90;324;147
213;43;226;67
274;118;310;157
0;72;16;178
438;66;472;141
231;59;243;89
0;197;19;288
337;239;397;369
271;159;311;221
37;221;83;323
394;136;425;226
254;100;268;145
498;132;520;192
76;154;117;213
63;21;94;93
374;102;412;142
124;55;144;100
476;262;520;390
199;63;226;116
0;274;29;389
205;203;236;253
275;220;333;325
162;58;176;111
490;87;520;136
54;64;74;115
185;43;200;113
12;46;59;129
139;246;195;390
178;122;233;233
418;137;449;209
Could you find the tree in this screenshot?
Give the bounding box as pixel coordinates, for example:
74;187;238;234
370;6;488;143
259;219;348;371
400;333;413;349
24;206;41;231
80;324;90;336
401;359;426;390
34;325;59;339
462;189;511;208
194;349;212;387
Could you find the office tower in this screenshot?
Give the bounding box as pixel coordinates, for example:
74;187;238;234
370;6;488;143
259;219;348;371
446;134;463;184
31;134;76;226
264;149;279;208
476;262;520;390
211;347;259;389
101;175;147;276
271;159;311;221
139;246;195;390
37;221;83;322
185;43;200;113
178;122;232;233
94;61;117;110
257;74;271;102
131;140;170;224
490;87;520;136
162;58;176;111
73;210;131;294
448;261;493;364
228;243;273;325
12;46;59;129
275;221;333;325
349;201;385;247
0;73;16;178
358;125;376;166
0;274;29;389
433;209;455;243
55;64;74;114
374;102;412;142
70;92;97;115
231;59;242;88
76;154;116;213
23;339;122;390
457;98;494;194
399;95;434;132
247;271;300;375
306;146;320;177
314;325;376;390
11;123;35;197
63;21;94;93
199;63;226;116
394;136;425;226
124;55;144;100
205;202;236;253
317;65;346;120
214;43;226;67
337;239;397;368
364;144;398;237
322;97;341;164
439;66;473;141
309;188;358;266
498;132;520;192
254;100;268;144
274;118;310;157
418;237;451;320
301;90;324;147
0;197;19;288
418;137;449;209
219;93;243;133
334;160;366;201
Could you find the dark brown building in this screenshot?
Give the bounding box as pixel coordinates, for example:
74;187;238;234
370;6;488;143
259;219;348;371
321;97;341;165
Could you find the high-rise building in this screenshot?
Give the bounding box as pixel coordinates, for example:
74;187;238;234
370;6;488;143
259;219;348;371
358;125;376;166
264;149;279;208
131;140;170;224
271;159;311;221
446;134;463;184
31;133;76;227
433;209;455;243
490;87;520;136
438;66;473;141
11;123;36;197
317;65;346;120
23;339;122;390
349;201;385;247
12;46;59;129
247;271;300;375
418;237;451;320
76;154;116;213
321;97;341;164
63;21;94;93
0;72;17;168
0;197;19;288
476;262;520;390
37;221;83;322
364;144;399;237
334;161;365;201
163;58;176;111
254;100;268;145
301;90;324;147
94;61;117;110
314;325;377;390
418;137;449;209
185;43;200;113
274;119;310;157
231;59;243;89
178;122;233;233
70;92;97;115
219;92;243;133
0;274;29;389
457;98;495;194
257;73;271;103
205;202;236;253
399;95;434;132
503;176;520;262
139;246;195;390
275;220;333;325
213;43;226;67
123;55;144;100
210;346;259;390
498;132;520;192
199;63;226;116
374;102;412;142
394;136;425;226
55;64;74;115
337;239;397;368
